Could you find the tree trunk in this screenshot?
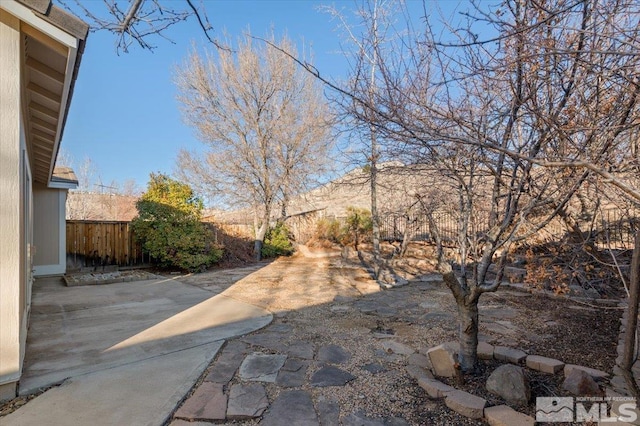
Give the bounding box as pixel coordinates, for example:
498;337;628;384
622;232;640;371
254;221;269;261
456;296;480;373
370;147;381;278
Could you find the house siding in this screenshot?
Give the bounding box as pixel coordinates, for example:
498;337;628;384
0;8;25;392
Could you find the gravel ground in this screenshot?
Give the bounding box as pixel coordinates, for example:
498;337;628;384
1;245;621;425
176;246;621;425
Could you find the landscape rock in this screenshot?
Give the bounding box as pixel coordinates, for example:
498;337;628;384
238;353;287;382
311;365;356;387
486;364;530;406
226;383;268;419
317;344;351;364
426;342;458;378
526;355;564;374
261;390;318;426
444;390;487;419
484;404;535;426
563;364;609;381
562;368;602;396
493;346;527;364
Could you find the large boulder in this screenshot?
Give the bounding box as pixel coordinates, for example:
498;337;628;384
562;368;602;396
486;364;530;406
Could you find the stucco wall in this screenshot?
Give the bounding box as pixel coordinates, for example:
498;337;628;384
0;8;25;391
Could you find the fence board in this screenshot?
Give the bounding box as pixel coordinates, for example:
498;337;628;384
66;220;145;269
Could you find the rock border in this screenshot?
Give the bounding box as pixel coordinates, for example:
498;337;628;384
63;270;163;286
408;341;611;425
612;300;640;398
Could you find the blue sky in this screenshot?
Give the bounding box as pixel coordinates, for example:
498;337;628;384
58;1;465;193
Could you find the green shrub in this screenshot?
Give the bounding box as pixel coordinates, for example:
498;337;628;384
343;207;373;249
261;222;294;258
312;208;373;249
314;217;343;243
132;173;223;272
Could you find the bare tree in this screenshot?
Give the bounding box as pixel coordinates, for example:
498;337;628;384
323;0;416;282
66;157;101;220
59;0;220;53
174;33;333;259
324;0;640;372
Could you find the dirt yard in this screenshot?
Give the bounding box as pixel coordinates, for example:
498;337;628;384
174;245;621;425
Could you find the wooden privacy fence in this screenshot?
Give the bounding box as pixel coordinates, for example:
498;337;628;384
66;220;146;269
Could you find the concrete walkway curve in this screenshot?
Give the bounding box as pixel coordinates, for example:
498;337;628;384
3;274;272;426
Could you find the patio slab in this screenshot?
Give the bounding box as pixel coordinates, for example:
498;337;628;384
19;276;272;394
3;341;222;426
4;275;271;426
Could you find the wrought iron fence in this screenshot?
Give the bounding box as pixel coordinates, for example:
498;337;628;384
378;209;639;249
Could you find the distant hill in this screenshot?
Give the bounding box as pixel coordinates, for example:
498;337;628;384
207;163;447;224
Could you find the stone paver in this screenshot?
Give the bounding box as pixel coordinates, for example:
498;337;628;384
238;353;287;382
205;342;249;384
317;344;351;364
407;352;431;369
226;383;268;419
526;355;564;374
261;390;318;426
276;359;309;387
363;363;386;374
484;404;535;426
311;365;356;387
493;346;527;364
317;398;340;426
343;411;386;426
477;341;494;360
381;340;415;355
288;341;315;359
174;382;227;421
241;333;287;352
170;420;216;426
444;390;487;419
406;365;433;382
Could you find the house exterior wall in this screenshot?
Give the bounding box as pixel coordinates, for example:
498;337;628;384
0;8;27;398
33;183;67;276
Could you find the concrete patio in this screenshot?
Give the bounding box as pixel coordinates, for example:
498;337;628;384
3;274;272;426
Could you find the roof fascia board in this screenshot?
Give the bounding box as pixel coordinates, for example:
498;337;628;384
0;1;77;48
48;180;77;189
48;45;77;183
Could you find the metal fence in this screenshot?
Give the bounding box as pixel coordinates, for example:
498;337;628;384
379;209;639;249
